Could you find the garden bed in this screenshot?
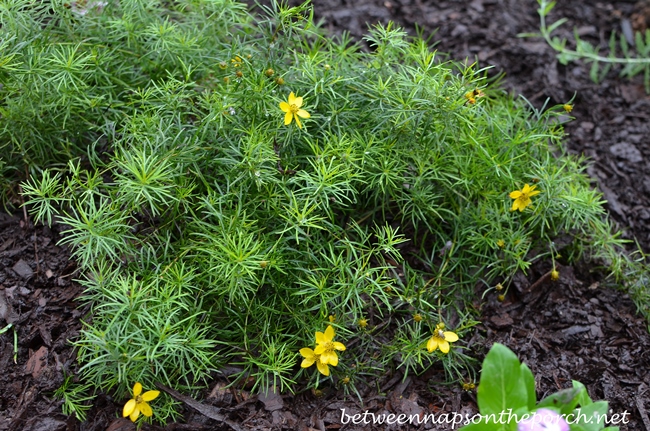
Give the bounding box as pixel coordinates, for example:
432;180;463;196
1;1;649;430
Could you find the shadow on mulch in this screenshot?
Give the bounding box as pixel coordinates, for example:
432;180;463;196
2;0;650;430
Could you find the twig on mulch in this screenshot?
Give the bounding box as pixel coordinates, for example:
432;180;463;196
154;383;245;431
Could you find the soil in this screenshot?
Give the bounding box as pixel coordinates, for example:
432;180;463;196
2;1;650;430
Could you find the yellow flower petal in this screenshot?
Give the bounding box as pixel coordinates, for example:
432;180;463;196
279;101;290;113
142;390;160;402
324;325;335;342
333;341;346;351
129;405;140;422
427;336;439;353
313;345;325;355
123;399;136;418
288;92;297;104
284;111;293;125
296;109;310;118
139;401;153;417
301;357;316;368
444;331;459;342
133;382;142;397
439;340;450;353
321;350;338;366
300;347;315;358
292;95;303;108
315;331;326;344
528;189;541;197
294;114;302;129
316;361;330;376
509;190;522;199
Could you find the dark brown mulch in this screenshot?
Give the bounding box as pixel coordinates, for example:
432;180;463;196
1;1;650;430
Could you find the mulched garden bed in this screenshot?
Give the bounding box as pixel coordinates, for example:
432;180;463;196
1;1;649;430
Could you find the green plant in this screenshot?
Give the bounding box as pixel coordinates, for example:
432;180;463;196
521;0;650;91
53;375;94;422
460;343;626;431
11;0;648;424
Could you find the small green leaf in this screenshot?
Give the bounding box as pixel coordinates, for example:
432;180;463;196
620;33;629;57
635;31;645;53
541;0;556;16
546;18;568;35
517;32;542;38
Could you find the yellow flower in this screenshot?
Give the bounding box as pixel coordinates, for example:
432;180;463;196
279;92;310;128
413;313;423;322
496;239;505;248
427;323;459;354
358;318;368;328
550;269;560;281
464;89;484;105
563;104;573;113
462;382;475;391
314;325;346;366
300;347;330;376
509;184;541;212
328;314;336;323
122;382;160;422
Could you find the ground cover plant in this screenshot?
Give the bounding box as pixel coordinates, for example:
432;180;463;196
2;0;649;427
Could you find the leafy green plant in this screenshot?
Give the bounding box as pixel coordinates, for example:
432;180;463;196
521;0;650;91
53;375;94;422
461;343;626;430
8;0;648;424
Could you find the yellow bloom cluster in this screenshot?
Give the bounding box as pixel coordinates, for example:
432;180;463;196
300;325;346;376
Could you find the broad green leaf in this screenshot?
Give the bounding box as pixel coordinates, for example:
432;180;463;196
537;387;582;415
520;363;536;411
568;401;609;431
572;381;592;407
460;408;527;431
477;343;529;418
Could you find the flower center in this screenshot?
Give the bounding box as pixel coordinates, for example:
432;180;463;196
517;192;529;201
289;104;299;114
323;341;334;351
437;329;446;340
135;395;143;403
